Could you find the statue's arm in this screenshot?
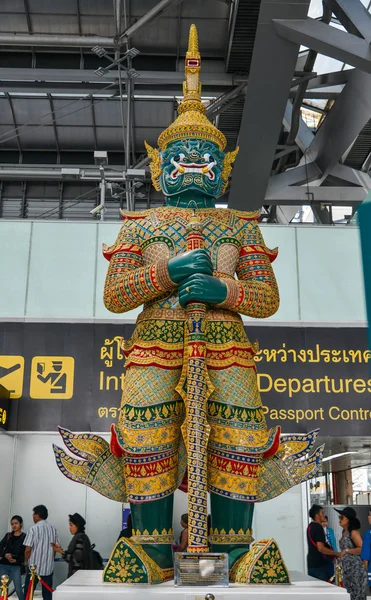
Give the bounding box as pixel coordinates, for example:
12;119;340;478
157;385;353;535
103;220;176;313
217;220;280;318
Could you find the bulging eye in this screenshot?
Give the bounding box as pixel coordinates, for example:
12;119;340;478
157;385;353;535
179;153;186;161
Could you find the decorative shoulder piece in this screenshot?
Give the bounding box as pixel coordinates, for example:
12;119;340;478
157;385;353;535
230;538;290;584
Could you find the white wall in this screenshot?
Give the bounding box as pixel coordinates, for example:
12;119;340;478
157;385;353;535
0;220;367;324
254;484;307;572
0;432;15;535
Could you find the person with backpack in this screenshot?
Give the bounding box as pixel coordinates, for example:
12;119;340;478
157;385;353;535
0;515;26;600
307;504;340;581
52;514;93;578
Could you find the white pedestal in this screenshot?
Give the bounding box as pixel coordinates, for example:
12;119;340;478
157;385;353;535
53;570;350;600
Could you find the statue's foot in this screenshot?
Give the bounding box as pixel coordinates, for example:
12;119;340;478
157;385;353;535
103;538;173;584
229;539;290;584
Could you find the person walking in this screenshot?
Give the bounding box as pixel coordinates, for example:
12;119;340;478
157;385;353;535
360;507;371;593
336;506;367;600
52;514;92;578
23;505;59;600
307;504;339;581
0;516;26;600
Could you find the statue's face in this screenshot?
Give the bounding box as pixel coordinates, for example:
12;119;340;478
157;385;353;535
160;139;224;199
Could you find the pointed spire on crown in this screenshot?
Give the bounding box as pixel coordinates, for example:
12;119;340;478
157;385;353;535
156;24;227;151
182;24;202;104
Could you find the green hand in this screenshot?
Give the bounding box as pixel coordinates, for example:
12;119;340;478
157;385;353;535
168;249;213;284
178;274;227;307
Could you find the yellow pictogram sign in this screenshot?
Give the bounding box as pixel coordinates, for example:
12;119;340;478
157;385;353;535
0;356;25;398
30;357;75;399
0;407;7;426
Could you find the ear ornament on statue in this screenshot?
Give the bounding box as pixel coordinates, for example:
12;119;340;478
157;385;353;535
144;141;162;192
221;147;239;194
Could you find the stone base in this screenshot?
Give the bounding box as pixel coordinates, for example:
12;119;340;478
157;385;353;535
53;570;350;600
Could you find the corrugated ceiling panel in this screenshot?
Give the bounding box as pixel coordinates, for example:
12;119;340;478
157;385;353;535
0;98;16;125
0;13;28;32
57;125;96;149
30;14;79;35
227;0;261;74
93;100;123;127
345;119;371;170
95;127;125;151
0;125;20;149
11;98;50;123
28;0;78;13
18;125;57;149
53;99;93;127
80;16;115;36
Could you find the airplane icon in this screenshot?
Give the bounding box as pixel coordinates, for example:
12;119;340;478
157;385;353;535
0;358;24;398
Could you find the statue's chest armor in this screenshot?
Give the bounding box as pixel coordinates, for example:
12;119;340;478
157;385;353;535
140;214;242;277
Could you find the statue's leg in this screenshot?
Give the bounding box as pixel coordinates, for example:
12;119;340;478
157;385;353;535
105;366;184;581
207;366;268;567
130;496;174;569
209;493;254;565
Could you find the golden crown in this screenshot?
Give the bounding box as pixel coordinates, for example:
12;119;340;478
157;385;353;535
157;24;227;151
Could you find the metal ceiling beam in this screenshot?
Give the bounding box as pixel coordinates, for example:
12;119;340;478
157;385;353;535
118;0;182;44
0;164;149;181
4;92;22;159
76;0;82;36
332;163;371;189
0;68;237;87
274;18;371;75
266;162;322;196
47;93;61;160
306;69;371;179
312;204;332;224
289;88;343;98
283;100;314;152
324;0;371;43
225;0;239;71
265;185;366;204
228;0;311;211
90;98;98;150
23;0;32;34
0;34;114;47
301;69;351;90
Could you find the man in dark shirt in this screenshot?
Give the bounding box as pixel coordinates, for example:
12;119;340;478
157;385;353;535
307;504;339;581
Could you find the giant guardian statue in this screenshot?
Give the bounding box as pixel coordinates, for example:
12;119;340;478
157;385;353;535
54;25;323;585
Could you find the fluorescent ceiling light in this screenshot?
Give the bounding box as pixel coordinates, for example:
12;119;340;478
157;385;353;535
322;451;358;463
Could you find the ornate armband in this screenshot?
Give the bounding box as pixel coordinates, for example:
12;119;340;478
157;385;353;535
156;258;176;290
216;279;244;310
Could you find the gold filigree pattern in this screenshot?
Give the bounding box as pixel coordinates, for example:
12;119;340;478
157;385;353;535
144;141;162;191
131;527;174;545
209;528;254;545
221;147;239;194
230;538;290;584
103;538;173;584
